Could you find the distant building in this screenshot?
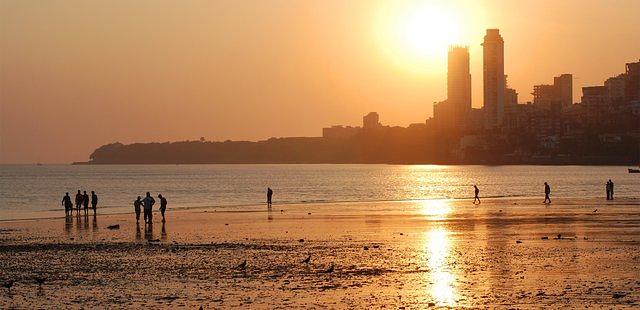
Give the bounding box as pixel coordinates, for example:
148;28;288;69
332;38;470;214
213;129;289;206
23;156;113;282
625;59;640;102
581;86;609;107
434;46;472;132
322;125;360;139
482;29;505;128
363;112;381;129
554;74;573;108
605;75;626;103
532;74;573;111
447;46;472;114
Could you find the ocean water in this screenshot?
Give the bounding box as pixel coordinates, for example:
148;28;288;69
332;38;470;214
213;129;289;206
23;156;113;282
0;164;637;220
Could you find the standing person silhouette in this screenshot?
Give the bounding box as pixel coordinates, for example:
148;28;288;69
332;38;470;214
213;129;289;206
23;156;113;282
82;191;89;214
609;179;614;200
141;192;155;224
543;182;551;204
267;187;273;208
91;191;98;214
473;185;481;204
606;180;611;200
75;190;83;214
134;196;142;224
62;192;73;215
158;194;167;222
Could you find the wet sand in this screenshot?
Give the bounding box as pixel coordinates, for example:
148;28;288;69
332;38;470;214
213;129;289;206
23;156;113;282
1;197;639;308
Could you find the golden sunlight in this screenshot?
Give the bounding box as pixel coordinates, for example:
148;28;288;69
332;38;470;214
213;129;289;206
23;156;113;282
374;1;484;74
419;199;451;219
424;227;456;306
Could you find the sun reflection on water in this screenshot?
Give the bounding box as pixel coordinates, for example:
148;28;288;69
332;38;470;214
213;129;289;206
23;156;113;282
424;227;456;306
419;200;451;219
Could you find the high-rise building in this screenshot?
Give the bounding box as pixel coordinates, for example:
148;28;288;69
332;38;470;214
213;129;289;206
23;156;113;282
554;74;573;107
482;29;505;128
447;46;472;113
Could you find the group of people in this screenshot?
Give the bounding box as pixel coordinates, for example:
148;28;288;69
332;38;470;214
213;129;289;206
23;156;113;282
472;180;615;205
133;192;168;224
606;179;615;200
61;191;167;223
61;190;98;215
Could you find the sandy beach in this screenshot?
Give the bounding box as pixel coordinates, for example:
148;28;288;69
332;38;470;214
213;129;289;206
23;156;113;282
1;197;639;308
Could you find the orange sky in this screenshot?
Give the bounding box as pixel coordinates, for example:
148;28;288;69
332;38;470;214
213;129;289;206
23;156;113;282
1;0;639;163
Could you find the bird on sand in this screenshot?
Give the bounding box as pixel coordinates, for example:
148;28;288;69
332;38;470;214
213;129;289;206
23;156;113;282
301;255;311;264
324;263;334;273
3;280;14;292
235;260;247;270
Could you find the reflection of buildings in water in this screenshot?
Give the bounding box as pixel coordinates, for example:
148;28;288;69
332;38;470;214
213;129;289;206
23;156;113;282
424;227;456;306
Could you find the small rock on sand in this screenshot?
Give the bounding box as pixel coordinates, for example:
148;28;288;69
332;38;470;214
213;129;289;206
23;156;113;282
107;224;120;230
299;239;304;242
363;246;369;250
541;236;549;240
516;240;522;244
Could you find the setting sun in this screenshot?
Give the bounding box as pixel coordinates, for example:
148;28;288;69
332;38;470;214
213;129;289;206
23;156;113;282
374;1;477;73
399;6;461;58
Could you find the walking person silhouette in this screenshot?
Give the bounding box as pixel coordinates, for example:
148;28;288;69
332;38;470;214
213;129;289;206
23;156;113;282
543;182;551;204
62;192;73;215
473;185;480;204
609;179;614;200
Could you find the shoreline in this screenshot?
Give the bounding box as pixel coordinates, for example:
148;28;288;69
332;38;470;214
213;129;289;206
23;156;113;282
2;195;639;223
1;197;639;307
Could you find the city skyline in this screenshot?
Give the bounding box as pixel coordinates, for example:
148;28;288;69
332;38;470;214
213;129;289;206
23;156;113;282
1;0;639;163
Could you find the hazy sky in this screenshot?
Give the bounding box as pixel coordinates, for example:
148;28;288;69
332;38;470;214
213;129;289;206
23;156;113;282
1;0;638;163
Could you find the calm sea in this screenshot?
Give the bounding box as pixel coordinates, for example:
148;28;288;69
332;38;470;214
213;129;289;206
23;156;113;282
0;164;637;220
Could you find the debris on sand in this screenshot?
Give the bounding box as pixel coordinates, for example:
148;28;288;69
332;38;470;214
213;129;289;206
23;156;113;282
106;224;120;230
301;255;311;264
323;263;334;273
235;260;247;270
298;239;305;242
612;293;626;299
541;236;549;240
516;240;522;244
363;246;369;250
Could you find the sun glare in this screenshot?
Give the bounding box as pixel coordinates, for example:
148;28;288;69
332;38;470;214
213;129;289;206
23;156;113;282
400;6;461;58
374;1;482;73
